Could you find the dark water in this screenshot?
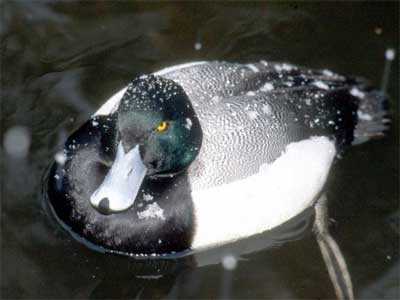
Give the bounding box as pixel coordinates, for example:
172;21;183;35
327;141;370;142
1;2;399;299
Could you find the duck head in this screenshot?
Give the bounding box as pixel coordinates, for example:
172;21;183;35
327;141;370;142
90;75;202;214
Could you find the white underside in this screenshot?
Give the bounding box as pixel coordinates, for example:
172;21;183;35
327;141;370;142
190;136;336;251
93;61;206;116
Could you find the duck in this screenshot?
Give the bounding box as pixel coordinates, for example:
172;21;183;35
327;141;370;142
47;60;388;257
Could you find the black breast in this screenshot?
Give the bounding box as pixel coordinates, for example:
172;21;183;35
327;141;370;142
47;115;195;255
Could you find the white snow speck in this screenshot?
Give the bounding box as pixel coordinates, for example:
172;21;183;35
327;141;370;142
92;120;99;126
194;42;202;51
137;203;165;220
385;48;395;61
357;111;373;121
247;111;259;120
143;193;154;202
374;27;383;35
222;255;237;270
185;118;193;130
262;104;272;115
212;95;220;102
246;91;256;96
322;69;334;77
282;63;294;71
158;239;162;244
312;81;329;90
274;63;294;72
350;87;365;99
305;99;312;106
260;82;274;92
55;151;67;165
247;64;259;72
3;126;31;158
54;174;60;180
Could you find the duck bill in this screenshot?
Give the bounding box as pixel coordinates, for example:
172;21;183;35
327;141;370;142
90;142;147;213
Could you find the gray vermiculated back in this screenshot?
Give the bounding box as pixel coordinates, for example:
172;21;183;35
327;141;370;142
162;62;360;189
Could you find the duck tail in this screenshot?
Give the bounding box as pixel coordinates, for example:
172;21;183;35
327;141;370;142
352;87;390;145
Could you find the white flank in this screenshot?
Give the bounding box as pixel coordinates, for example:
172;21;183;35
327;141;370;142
94;87;127;116
90;143;147;212
191;136;336;250
94;62;207;116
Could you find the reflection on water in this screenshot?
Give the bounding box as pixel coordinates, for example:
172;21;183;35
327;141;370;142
1;2;398;299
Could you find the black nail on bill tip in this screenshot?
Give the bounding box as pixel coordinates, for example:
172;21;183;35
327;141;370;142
97;197;112;215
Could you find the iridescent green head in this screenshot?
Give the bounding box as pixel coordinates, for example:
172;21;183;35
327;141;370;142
117;75;202;177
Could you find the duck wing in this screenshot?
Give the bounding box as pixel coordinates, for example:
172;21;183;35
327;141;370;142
160;61;387;189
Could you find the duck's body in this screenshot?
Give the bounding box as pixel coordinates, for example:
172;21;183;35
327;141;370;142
47;61;387;256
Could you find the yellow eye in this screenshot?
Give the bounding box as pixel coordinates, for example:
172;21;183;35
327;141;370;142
157;121;168;132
